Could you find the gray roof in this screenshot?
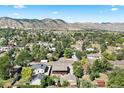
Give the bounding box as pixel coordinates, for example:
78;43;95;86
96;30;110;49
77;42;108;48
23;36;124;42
32;73;44;81
87;53;101;58
110;60;124;65
31;64;47;70
52;63;68;71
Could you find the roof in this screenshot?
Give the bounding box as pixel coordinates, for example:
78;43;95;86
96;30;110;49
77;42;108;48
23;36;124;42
31;64;47;70
40;60;48;63
52;63;68;71
109;60;124;65
86;48;94;51
28;62;40;65
13;65;22;69
87;53;101;58
32;73;44;81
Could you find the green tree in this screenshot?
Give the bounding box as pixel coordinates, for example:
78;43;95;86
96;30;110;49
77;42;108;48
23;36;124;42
75;50;86;60
80;79;94;88
80;58;88;65
0;52;11;80
74;67;83;78
21;67;33;82
41;76;54;88
100;43;107;53
116;50;124;60
91;58;112;73
14;49;33;66
108;68;124;88
64;48;73;58
102;52;116;61
89;71;100;81
0;38;8;46
31;44;48;61
73;62;84;78
61;80;69;87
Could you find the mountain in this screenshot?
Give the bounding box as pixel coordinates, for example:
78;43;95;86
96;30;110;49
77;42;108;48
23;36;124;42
0;17;124;31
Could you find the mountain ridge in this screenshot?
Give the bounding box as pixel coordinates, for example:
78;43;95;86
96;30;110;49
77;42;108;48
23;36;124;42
0;17;124;31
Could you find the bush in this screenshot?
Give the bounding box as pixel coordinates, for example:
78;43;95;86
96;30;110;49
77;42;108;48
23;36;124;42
61;80;69;87
80;79;95;88
41;76;55;88
108;68;124;88
90;72;95;81
89;71;100;81
21;67;33;82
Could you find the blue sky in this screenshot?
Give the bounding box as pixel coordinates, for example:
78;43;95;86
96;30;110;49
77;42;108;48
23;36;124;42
0;5;124;23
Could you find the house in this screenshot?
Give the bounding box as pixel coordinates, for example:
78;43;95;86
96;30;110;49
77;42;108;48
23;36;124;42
87;53;101;60
40;60;48;63
30;64;48;75
96;80;105;87
60;74;77;87
86;48;94;52
31;73;44;85
52;63;70;76
0;46;12;53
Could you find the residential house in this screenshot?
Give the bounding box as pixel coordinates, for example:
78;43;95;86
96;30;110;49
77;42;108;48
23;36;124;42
30;64;48;75
52;63;70;76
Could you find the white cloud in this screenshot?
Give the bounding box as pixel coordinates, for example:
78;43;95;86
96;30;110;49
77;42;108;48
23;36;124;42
52;11;59;14
13;5;26;9
111;7;119;11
